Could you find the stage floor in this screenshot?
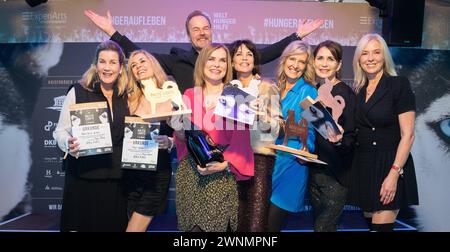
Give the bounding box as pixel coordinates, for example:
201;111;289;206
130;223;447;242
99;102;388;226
0;211;417;232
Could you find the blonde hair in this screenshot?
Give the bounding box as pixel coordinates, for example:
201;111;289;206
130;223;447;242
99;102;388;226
352;33;397;94
194;44;232;88
127;50;169;113
275;40;315;93
80;40;129;96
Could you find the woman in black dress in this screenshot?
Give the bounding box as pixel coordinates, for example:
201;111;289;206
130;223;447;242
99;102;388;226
349;33;419;232
53;41;130;231
124;49;174;232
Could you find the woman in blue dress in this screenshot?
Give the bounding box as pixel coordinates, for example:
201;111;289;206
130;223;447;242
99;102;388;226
267;40;317;231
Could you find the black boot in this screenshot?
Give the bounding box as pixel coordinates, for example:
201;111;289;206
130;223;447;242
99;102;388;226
371;223;395;232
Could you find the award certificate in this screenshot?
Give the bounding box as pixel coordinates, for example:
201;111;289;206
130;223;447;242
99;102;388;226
121;117;160;171
69;101;112;157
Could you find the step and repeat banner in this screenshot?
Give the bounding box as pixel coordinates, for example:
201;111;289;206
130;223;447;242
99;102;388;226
0;0;449;231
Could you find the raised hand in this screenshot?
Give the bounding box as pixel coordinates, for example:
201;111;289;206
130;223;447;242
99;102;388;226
297;18;324;39
84;10;117;37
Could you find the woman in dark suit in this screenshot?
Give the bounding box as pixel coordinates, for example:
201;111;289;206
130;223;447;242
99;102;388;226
308;40;356;232
348;33;419;232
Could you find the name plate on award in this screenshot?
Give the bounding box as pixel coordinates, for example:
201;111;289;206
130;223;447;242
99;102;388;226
121;117;159;171
69;101;113;157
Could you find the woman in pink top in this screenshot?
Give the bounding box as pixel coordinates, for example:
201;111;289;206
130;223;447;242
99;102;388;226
173;44;254;232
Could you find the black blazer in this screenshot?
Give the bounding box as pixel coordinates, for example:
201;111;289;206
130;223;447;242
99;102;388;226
355;74;416;152
111;31;300;93
312;81;356;187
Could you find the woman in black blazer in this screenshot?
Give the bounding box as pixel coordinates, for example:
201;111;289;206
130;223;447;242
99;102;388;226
348;34;419;232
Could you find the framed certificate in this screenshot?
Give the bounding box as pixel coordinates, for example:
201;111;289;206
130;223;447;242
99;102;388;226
69;101;113;157
121;117;160;171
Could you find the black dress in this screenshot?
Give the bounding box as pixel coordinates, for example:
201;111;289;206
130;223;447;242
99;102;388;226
348;74;419;212
122;121;173;217
60;84;129;232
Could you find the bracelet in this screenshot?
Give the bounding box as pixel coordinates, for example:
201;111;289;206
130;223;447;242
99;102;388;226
391;164;404;176
295;32;302;40
167;137;174;151
333;140;342;146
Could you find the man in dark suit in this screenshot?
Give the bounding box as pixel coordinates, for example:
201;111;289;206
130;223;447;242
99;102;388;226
85;9;323;93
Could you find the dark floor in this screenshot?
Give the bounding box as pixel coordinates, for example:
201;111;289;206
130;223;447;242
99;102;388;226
0;211;417;232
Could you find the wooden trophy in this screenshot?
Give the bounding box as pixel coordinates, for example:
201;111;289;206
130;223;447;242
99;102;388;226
139;79;192;121
268;109;318;159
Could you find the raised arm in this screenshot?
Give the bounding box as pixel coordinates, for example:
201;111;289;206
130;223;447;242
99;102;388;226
258;18;323;64
84;10;117;37
84;10;175;75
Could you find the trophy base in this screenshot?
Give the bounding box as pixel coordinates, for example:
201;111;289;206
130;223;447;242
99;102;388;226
268;144;318;159
141;109;192;122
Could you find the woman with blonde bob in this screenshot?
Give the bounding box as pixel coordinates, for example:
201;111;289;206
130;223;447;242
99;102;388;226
348;33;419;232
122;49;175;232
267;40;317;231
173;44;254;232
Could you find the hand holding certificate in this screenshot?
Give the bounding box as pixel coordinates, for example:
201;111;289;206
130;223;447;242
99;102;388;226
121;117;160;171
69;101;113;157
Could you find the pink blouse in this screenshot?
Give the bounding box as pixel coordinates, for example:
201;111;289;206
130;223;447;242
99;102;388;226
174;87;254;181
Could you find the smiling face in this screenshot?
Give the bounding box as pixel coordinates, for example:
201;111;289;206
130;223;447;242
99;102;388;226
129;52;154;81
204;47;228;85
359;39;384;77
314;46;341;80
188;15;212;52
232;44;255;76
283;53;308;83
96;50;122;86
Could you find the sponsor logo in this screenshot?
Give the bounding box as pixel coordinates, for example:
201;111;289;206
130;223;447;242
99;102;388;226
44;121;58;131
45;169;52;178
44;139;57;147
56;170;65;177
359;16;382;26
44;184;63;191
46;95;66;111
22;11;67;24
43;157;61;163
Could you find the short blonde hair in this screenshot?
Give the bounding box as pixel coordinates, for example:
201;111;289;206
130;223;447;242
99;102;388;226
352;33;397;94
80;40;129;96
275;40;315;93
127;50;169;114
194;44;232;88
